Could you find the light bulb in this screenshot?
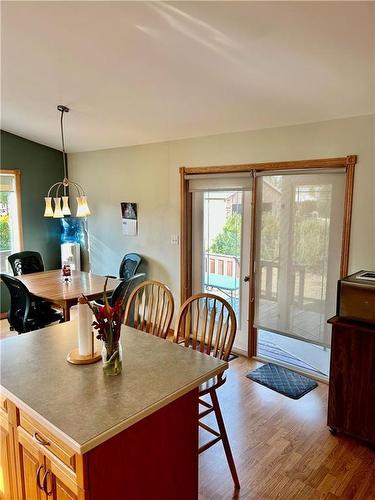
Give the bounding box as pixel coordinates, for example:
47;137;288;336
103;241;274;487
44;197;53;217
53;197;63;218
62;196;71;215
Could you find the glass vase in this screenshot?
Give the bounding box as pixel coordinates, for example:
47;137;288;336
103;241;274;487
102;340;122;376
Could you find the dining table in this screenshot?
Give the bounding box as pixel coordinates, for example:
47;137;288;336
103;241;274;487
16;269;122;321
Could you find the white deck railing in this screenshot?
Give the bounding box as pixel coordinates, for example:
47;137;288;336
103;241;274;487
204;253;240;278
204;253;306;305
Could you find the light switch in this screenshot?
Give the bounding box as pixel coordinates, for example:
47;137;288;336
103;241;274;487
170;235;179;245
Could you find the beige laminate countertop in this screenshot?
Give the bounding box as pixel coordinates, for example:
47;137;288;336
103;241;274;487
0;321;227;454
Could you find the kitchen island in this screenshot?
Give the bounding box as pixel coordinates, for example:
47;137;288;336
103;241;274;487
0;321;227;499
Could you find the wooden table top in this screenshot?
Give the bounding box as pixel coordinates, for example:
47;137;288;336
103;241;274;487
16;270;122;302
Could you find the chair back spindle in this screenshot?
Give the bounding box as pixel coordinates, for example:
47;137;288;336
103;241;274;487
174;293;236;361
123;280;174;338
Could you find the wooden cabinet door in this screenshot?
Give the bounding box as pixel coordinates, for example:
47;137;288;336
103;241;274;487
16;428;46;500
47;474;78;500
328;322;375;444
44;458;82;500
0;411;17;500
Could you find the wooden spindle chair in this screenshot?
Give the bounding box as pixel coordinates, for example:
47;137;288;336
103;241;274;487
123;280;174;339
174;293;240;490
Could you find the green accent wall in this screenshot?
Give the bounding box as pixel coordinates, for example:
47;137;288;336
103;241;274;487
1;130;64;313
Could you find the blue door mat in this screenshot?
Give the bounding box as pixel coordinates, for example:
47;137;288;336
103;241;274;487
246;363;318;399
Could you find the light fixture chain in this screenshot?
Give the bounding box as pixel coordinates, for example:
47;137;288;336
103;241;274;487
60;108;68;195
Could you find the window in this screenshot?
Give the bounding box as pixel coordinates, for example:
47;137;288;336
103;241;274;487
0;171;23;273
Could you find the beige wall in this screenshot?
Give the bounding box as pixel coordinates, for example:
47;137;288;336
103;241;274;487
69;114;375;306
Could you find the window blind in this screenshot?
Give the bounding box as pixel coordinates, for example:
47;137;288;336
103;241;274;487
254;170;346;347
0;174;15;192
186;173;252;192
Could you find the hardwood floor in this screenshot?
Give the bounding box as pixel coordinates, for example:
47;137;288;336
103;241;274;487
1;318;374;499
0;318;17;339
199;356;375;500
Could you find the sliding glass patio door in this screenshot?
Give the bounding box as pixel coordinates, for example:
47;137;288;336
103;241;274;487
189;174;252;353
254;169;346;375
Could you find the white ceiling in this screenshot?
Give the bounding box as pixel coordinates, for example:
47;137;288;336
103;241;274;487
2;1;374;153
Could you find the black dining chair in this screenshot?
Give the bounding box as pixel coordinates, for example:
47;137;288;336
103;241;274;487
8;250;61;318
111;273;146;306
94;273;146;308
106;253;142;280
1;274;63;333
8;251;44;276
104;253;143;303
119;253;142;280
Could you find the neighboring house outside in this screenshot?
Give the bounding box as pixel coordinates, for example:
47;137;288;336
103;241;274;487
224;179;281;218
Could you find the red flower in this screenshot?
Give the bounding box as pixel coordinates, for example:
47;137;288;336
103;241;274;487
80;278;127;343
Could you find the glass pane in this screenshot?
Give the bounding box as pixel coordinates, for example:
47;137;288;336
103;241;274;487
203;191;242;326
0;174;15;192
255;173;345;347
258;329;331;376
0;174;20;273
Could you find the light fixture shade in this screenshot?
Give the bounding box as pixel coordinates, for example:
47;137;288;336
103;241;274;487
80;195;91;216
44;197;54;217
76;196;90;217
76;196;84;217
53;197;63;218
61;196;71;215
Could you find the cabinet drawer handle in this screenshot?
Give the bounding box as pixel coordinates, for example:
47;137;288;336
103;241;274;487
33;432;50;446
42;470;53;496
36;464;45;490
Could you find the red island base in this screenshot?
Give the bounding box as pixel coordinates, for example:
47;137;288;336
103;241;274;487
86;388;199;500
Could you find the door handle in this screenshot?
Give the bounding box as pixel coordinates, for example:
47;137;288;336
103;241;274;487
36;464;45;490
33;432;50;446
42;469;53;496
243;275;250;282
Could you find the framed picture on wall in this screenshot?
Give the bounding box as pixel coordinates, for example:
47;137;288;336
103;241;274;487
121;202;138;236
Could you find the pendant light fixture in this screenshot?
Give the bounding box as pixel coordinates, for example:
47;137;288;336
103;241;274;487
44;105;90;218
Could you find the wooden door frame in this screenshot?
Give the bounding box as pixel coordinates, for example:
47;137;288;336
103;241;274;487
180;155;357;358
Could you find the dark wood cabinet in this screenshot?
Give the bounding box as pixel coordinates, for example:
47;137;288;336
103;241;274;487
327;316;375;446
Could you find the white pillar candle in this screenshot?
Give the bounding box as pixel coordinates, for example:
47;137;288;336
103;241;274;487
78;298;92;356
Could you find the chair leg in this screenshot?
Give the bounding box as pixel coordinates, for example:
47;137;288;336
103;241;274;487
210;389;240;490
